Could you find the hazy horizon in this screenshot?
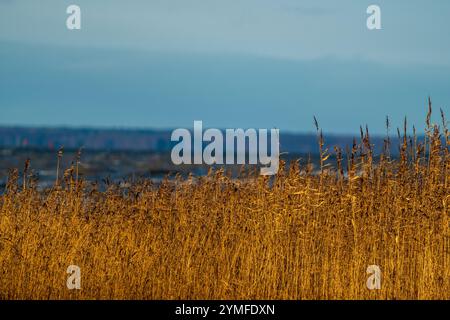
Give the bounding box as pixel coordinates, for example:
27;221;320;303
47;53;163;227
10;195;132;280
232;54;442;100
1;0;449;134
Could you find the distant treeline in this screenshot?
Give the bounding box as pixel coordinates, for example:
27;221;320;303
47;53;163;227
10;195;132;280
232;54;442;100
0;126;408;155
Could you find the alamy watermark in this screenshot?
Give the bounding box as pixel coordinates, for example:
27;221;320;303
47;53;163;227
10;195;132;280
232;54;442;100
367;5;381;30
366;265;381;290
66;5;81;30
67;265;81;290
65;4;382;31
170;121;280;175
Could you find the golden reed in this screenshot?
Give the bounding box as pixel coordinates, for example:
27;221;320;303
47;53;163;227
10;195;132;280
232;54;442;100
0;100;448;299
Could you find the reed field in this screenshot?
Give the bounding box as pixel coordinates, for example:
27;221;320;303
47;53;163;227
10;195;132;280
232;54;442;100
0;103;449;300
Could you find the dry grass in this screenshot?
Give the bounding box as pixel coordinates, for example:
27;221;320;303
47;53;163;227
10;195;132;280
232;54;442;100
0;103;449;300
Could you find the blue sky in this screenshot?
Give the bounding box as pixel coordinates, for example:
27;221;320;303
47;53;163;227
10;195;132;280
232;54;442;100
0;0;449;134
